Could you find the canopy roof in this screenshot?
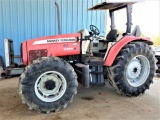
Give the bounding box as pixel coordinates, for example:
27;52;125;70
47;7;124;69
88;2;136;11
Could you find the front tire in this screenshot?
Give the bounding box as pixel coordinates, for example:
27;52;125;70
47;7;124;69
106;42;156;96
19;56;78;113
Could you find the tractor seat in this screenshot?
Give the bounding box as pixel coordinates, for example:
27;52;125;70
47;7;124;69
106;29;118;41
99;29;118;43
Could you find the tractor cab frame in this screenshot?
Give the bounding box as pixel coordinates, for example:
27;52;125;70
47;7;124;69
88;2;142;43
89;2;134;34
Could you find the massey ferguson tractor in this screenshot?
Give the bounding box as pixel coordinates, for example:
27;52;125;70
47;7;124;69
19;2;157;113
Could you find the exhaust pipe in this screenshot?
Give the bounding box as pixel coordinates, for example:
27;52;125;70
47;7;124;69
1;69;8;78
1;72;7;78
55;2;61;34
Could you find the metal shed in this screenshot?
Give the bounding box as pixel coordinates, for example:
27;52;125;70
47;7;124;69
0;0;106;64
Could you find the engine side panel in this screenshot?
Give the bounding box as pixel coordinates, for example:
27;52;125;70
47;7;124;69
22;33;81;65
104;36;153;66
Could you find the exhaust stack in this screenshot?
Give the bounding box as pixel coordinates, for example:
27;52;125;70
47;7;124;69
55;2;61;34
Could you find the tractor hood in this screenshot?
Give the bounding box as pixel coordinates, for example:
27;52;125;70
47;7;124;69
21;33;81;65
88;2;136;10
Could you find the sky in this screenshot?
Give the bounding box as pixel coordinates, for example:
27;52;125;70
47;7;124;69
107;0;160;37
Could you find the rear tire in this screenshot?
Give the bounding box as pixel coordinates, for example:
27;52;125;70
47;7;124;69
19;56;78;113
106;42;156;96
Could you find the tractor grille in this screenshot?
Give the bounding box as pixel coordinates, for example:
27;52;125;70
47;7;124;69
29;49;48;62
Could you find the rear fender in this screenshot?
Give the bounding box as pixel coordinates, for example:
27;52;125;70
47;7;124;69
104;36;153;66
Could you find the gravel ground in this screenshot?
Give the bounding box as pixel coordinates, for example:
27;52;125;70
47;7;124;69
0;77;159;120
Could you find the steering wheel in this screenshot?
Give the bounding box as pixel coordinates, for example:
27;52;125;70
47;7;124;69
90;25;100;36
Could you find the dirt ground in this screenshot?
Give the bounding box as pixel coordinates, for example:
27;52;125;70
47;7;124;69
0;77;160;120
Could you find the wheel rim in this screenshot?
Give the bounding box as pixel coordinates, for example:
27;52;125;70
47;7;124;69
34;71;67;102
126;55;150;87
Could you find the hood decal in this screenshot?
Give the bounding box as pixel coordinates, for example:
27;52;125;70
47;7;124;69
33;38;76;45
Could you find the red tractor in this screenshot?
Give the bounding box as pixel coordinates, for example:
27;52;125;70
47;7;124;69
19;2;157;113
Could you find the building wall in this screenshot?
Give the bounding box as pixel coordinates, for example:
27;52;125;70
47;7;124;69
0;0;106;64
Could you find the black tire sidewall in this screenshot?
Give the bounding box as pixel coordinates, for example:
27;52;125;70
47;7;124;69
123;44;154;90
22;58;77;111
108;42;156;96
